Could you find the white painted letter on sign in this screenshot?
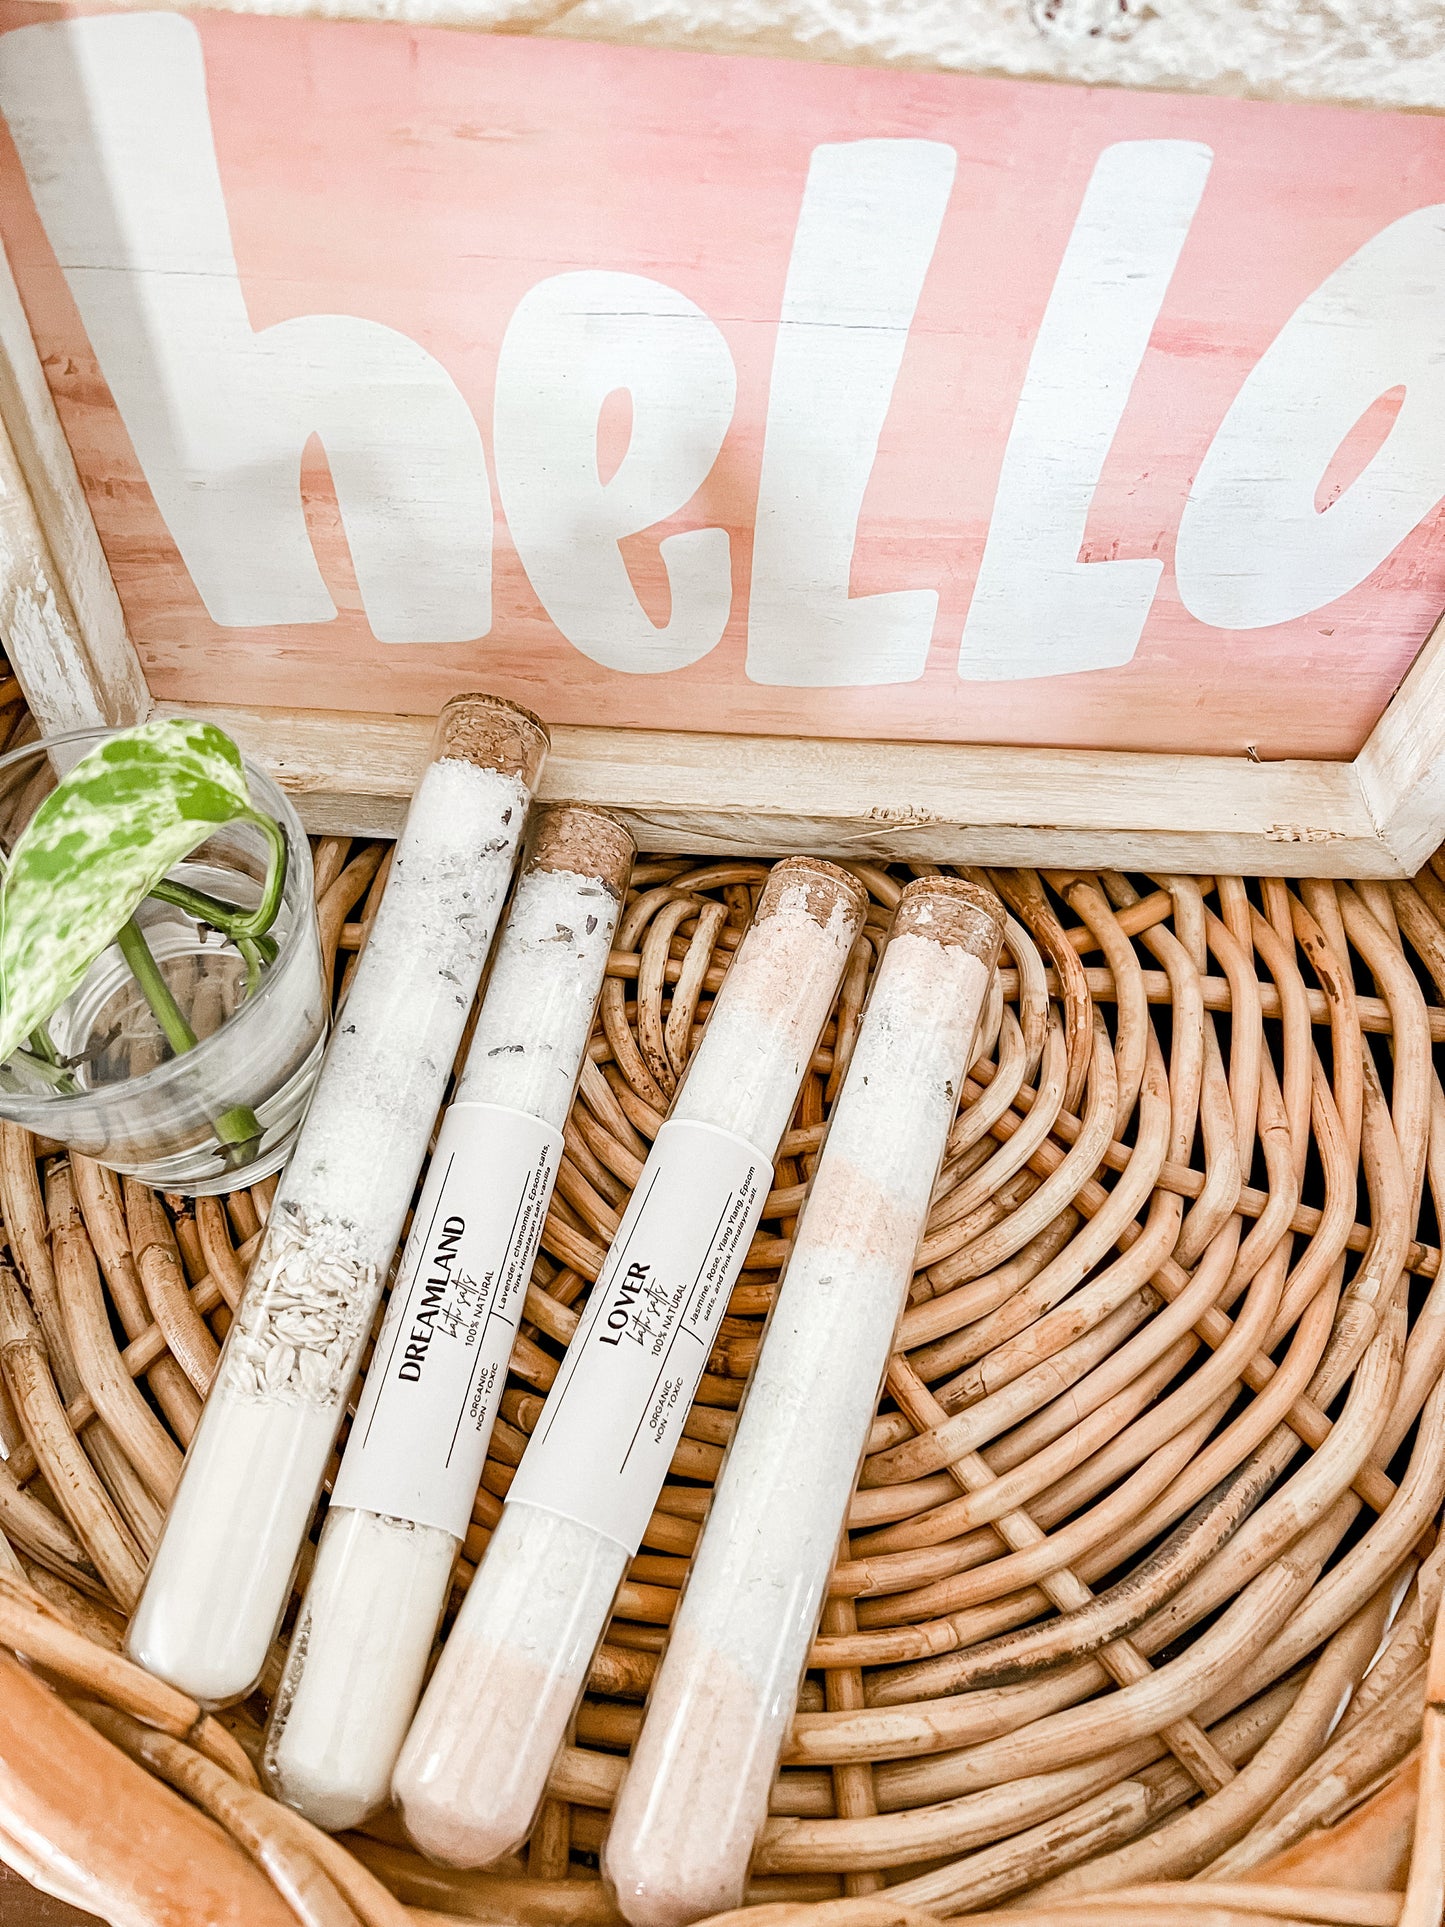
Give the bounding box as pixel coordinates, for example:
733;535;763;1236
0;12;493;645
494;271;736;675
1177;205;1445;631
747;140;957;689
958;140;1212;681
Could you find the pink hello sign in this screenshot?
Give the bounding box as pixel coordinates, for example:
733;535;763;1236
0;5;1442;759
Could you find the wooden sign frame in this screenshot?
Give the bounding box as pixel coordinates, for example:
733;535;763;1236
0;10;1441;880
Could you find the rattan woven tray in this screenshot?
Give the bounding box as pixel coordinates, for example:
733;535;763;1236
1;676;1442;1927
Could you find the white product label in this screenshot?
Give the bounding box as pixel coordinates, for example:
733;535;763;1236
331;1101;562;1540
509;1118;770;1553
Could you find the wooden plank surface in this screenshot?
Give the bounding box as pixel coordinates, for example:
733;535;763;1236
0;237;148;728
1357;613;1445;875
0;364;120;736
0;8;1443;760
164;699;1403;876
0;1862;101;1924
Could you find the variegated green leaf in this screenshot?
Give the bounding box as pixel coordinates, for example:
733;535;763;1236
0;719;254;1067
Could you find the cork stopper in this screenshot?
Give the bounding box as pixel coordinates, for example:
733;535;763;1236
755;857;870;932
526;805;634;899
430;693;550;788
893;875;1006;965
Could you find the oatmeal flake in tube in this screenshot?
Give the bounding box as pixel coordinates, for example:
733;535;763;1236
127;693;547;1707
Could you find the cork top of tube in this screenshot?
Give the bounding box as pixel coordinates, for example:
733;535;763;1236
527;805;635;898
756;857;869;931
431;693;550;786
893;875;1006;965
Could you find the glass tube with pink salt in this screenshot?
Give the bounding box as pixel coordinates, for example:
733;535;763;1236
604;876;1005;1927
127;694;548;1706
393;856;867;1868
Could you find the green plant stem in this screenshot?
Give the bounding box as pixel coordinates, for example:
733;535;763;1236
148;884;283;953
27;1021;66;1069
240;807;289;935
116;801;288;1164
150;805;285;938
22;1022;80;1096
153;808;286;943
14;1046;79;1093
235;935;268;1001
116;920;197;1058
147;805;285;1005
116;918;261;1161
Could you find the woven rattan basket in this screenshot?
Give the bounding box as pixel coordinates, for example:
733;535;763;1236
1;673;1443;1927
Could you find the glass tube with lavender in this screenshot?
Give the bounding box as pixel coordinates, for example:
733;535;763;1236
126;694;548;1705
263;806;634;1830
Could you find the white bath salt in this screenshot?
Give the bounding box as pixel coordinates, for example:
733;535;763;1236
262;808;633;1830
604;877;1005;1927
393;857;867;1869
126;694;549;1706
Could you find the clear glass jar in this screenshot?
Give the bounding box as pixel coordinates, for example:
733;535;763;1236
0;726;327;1193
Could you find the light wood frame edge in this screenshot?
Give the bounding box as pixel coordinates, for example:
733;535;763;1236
0;235;1438;878
143;699;1394;877
0;242;148;731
